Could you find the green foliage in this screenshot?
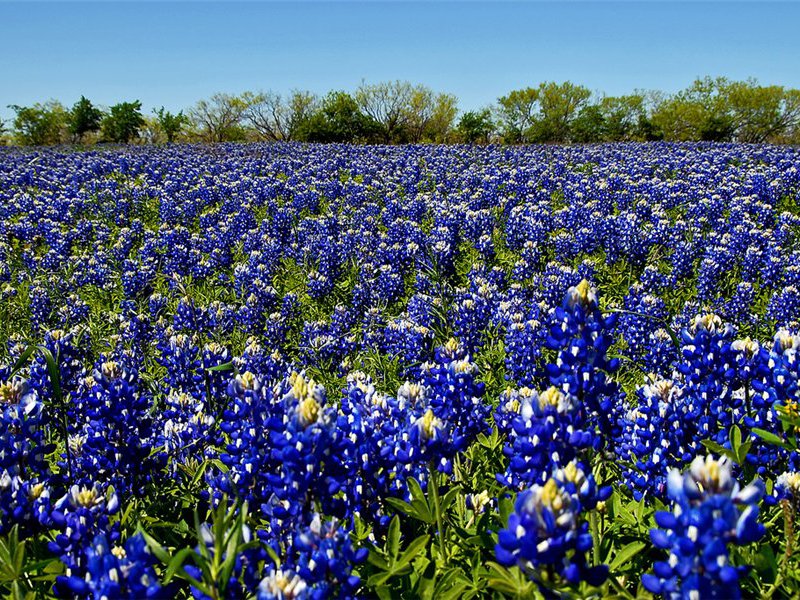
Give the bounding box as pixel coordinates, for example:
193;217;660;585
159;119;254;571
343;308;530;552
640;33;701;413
295;91;380;143
7;76;800;147
154;107;189;143
457;109;495;144
102;100;145;143
142;500;263;597
498;81;590;143
9;101;69;146
0;526;62;598
69;96;103;142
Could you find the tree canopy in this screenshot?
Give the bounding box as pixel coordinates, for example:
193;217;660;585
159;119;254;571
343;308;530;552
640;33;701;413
5;77;800;146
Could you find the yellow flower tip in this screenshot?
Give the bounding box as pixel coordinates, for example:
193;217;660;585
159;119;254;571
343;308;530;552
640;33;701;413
538;386;564;410
0;382;21;404
298;395;321;427
444;338;460;354
417;408;442;441
239;371;259;391
562;461;579;484
541;479;561;509
29;483;45;500
76;488;98;507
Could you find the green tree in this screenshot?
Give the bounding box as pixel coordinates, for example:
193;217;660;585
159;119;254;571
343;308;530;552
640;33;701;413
295;91;378;143
102;100;145;143
570;104;606;143
497;87;539;143
498;82;590;143
153;107;188;143
9;101;69;146
457;109;495;144
600;94;648;141
528;81;591;143
725;80;800;143
652;77;734;142
405;88;458;143
69;96;103;143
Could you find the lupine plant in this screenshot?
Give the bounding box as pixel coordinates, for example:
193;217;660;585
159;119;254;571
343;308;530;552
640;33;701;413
0;142;799;597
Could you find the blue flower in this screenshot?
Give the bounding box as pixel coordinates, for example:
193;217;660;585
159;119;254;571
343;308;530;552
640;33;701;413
642;455;765;599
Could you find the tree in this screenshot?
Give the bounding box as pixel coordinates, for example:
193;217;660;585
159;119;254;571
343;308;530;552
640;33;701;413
528;81;591;143
356;80;414;143
404;87;457;143
101;101;145;143
570;104;606;143
69;96;103;143
9;101;69;146
497;87;539;143
243;90;318;142
189;93;252;143
779;89;800;143
725;81;800;143
295;91;378;143
651;77;734;142
457;109;495;144
153;107;188;143
498;82;590;143
286;91;319;140
600;94;648;141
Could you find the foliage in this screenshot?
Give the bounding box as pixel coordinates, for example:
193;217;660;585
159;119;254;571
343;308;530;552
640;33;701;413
68;96;104;143
9;101;69;146
154;107;189;144
457;108;495;144
102;100;145;143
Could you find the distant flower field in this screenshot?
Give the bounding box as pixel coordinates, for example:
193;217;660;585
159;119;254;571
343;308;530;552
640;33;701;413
2;142;800;598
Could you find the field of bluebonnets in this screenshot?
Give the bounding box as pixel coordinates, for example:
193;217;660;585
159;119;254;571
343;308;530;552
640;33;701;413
2;141;800;599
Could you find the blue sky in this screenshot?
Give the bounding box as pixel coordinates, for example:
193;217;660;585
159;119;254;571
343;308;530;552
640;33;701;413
1;1;799;120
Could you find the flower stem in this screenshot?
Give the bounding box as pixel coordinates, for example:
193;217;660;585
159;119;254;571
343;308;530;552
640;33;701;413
429;461;447;563
589;509;600;566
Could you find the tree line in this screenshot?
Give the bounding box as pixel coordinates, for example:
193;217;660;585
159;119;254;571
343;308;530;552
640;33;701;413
3;77;800;146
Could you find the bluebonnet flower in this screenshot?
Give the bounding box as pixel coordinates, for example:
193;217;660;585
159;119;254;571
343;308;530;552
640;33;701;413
496;461;609;588
57;533;166;599
642;456;765;599
49;483;121;586
545;280;620;439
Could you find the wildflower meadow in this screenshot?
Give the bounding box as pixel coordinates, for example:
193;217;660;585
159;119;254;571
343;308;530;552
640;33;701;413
2;141;800;598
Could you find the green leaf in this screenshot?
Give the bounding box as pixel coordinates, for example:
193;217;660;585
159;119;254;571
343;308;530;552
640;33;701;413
137;527;172;565
367;571;393;589
737;441;752;464
207;361;234;372
395;535;430;570
9;344;36;376
385;497;415;517
700;439;736;462
164;547;196;583
366;549;389;571
441;486;461;512
36;346;63;404
387;515;401;562
608;541;647;572
730;425;742;453
752;427;787;448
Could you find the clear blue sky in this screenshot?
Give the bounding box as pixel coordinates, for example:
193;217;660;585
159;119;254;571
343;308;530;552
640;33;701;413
2;1;799;119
